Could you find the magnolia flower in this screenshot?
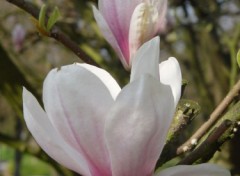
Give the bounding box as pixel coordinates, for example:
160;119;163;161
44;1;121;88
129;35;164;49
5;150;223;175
93;0;167;70
23;37;230;176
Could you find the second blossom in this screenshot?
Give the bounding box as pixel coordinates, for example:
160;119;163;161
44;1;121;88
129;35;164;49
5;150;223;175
93;0;167;70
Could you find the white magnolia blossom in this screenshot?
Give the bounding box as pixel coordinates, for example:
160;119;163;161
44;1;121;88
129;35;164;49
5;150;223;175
23;37;230;176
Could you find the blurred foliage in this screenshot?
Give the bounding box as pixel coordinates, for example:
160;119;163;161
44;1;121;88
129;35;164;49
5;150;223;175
0;0;239;176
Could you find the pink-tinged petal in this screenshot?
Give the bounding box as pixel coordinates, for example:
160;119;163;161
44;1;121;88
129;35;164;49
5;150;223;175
23;88;90;176
97;0;142;67
92;6;129;69
105;75;175;176
159;57;182;107
130;37;160;82
99;0;142;35
154;0;168;33
95;0;168;69
43;63;119;176
129;3;159;58
155;163;230;176
98;0;141;47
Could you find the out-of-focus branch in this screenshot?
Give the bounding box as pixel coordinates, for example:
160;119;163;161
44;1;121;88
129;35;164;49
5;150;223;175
6;0;100;67
225;24;240;88
0;132;76;176
177;79;240;155
178;120;232;165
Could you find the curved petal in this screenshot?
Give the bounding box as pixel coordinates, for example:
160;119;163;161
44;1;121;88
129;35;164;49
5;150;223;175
105;75;175;176
92;6;129;69
159;57;182;107
23;88;90;176
80;63;121;99
154;0;168;33
129;3;159;58
130;36;160;82
43;63;120;176
98;0;142;58
155;164;231;176
99;0;141;35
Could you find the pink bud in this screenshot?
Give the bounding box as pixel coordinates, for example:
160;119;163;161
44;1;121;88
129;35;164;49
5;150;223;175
12;24;26;52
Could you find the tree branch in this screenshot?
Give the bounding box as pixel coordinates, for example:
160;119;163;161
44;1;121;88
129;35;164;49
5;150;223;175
178;120;232;165
0;133;75;176
156;99;200;168
6;0;100;67
177;79;240;155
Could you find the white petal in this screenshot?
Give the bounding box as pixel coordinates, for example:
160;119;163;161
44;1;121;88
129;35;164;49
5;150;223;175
129;3;159;58
105;75;175;176
92;6;129;69
159;57;182;107
155;164;231;176
80;63;121;99
130;36;160;82
43;63;119;175
23;88;90;176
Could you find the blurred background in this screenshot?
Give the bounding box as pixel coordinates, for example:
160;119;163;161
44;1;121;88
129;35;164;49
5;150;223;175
0;0;239;175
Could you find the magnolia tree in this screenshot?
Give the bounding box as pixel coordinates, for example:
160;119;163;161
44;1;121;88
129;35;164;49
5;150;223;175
1;0;240;176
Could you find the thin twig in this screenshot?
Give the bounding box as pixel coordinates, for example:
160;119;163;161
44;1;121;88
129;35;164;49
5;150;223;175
177;79;240;154
178;120;232;165
6;0;100;67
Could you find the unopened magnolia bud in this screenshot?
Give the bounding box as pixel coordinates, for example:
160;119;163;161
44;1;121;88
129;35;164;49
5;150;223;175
12;24;26;52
